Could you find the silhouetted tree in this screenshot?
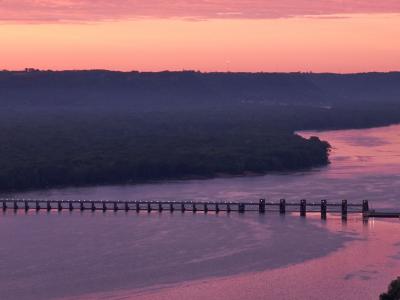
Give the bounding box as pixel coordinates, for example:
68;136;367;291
380;277;400;300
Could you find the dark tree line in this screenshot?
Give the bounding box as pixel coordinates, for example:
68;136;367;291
0;109;330;191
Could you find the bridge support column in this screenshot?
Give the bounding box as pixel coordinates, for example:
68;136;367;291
170;203;174;212
24;201;29;211
114;202;118;212
204;203;208;213
181;203;185;212
227;203;231;213
14;201;18;210
158;203;163;212
300;199;306;217
58;201;62;211
147;203;151;213
36;201;40;211
239;203;245;213
192;203;197;213
80;201;84;211
280;199;286;214
91;202;96;212
321;200;327;219
69;201;73;211
125;202;129;212
259;199;266;214
47;201;51;211
136;202;140;212
216;203;220;213
341;200;348;220
2;201;6;211
362;200;369;217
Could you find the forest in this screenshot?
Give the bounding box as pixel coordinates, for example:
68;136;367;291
0;70;400;191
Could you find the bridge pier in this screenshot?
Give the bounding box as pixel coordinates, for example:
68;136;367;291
136;202;140;212
58;201;63;211
181;203;185;212
204;203;208;213
2;200;6;211
321;200;327;219
147;203;151;212
125;202;129;212
91;202;96;212
300;199;306;217
158;203;163;212
193;203;197;213
69;202;73;211
170;203;174;212
362;200;369;222
80;201;84;211
362;200;369;216
239;203;245;213
227;203;231;213
114;202;118;212
13;201;18;210
36;201;40;211
24;201;29;211
259;199;266;213
342;200;348;220
216;203;220;213
47;201;51;211
280;199;286;214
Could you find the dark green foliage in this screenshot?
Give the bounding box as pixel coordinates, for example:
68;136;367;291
380;277;400;300
0;108;331;191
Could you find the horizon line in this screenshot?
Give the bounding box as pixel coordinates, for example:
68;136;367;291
2;69;400;75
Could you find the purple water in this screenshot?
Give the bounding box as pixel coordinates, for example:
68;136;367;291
1;125;400;300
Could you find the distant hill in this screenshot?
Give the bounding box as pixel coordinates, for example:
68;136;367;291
1;70;399;109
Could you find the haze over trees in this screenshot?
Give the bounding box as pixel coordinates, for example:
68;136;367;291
1;70;400;191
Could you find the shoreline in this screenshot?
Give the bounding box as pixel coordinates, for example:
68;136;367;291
1;165;327;197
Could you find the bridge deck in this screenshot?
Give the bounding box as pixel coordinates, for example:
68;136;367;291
1;199;398;218
0;198;384;219
366;211;400;218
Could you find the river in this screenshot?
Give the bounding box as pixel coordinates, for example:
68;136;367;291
1;125;399;300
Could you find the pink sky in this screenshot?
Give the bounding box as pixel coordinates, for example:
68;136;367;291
0;1;400;72
2;0;400;21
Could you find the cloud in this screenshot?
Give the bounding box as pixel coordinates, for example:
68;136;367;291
1;0;400;22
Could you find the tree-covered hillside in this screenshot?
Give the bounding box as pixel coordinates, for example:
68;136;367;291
0;70;399;191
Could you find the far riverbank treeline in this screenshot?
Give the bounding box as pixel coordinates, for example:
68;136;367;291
1;71;400;191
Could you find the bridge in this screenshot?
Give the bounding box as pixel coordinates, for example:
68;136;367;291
2;198;396;219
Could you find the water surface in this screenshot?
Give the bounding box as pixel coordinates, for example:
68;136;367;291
1;125;400;299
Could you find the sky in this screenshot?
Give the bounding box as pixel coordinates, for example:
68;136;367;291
0;1;400;72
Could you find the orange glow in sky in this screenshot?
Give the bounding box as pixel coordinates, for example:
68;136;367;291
1;4;400;72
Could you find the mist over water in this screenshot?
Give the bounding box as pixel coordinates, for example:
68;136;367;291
1;125;400;299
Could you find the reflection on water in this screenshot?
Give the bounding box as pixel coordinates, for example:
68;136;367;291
1;125;400;300
125;217;400;300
